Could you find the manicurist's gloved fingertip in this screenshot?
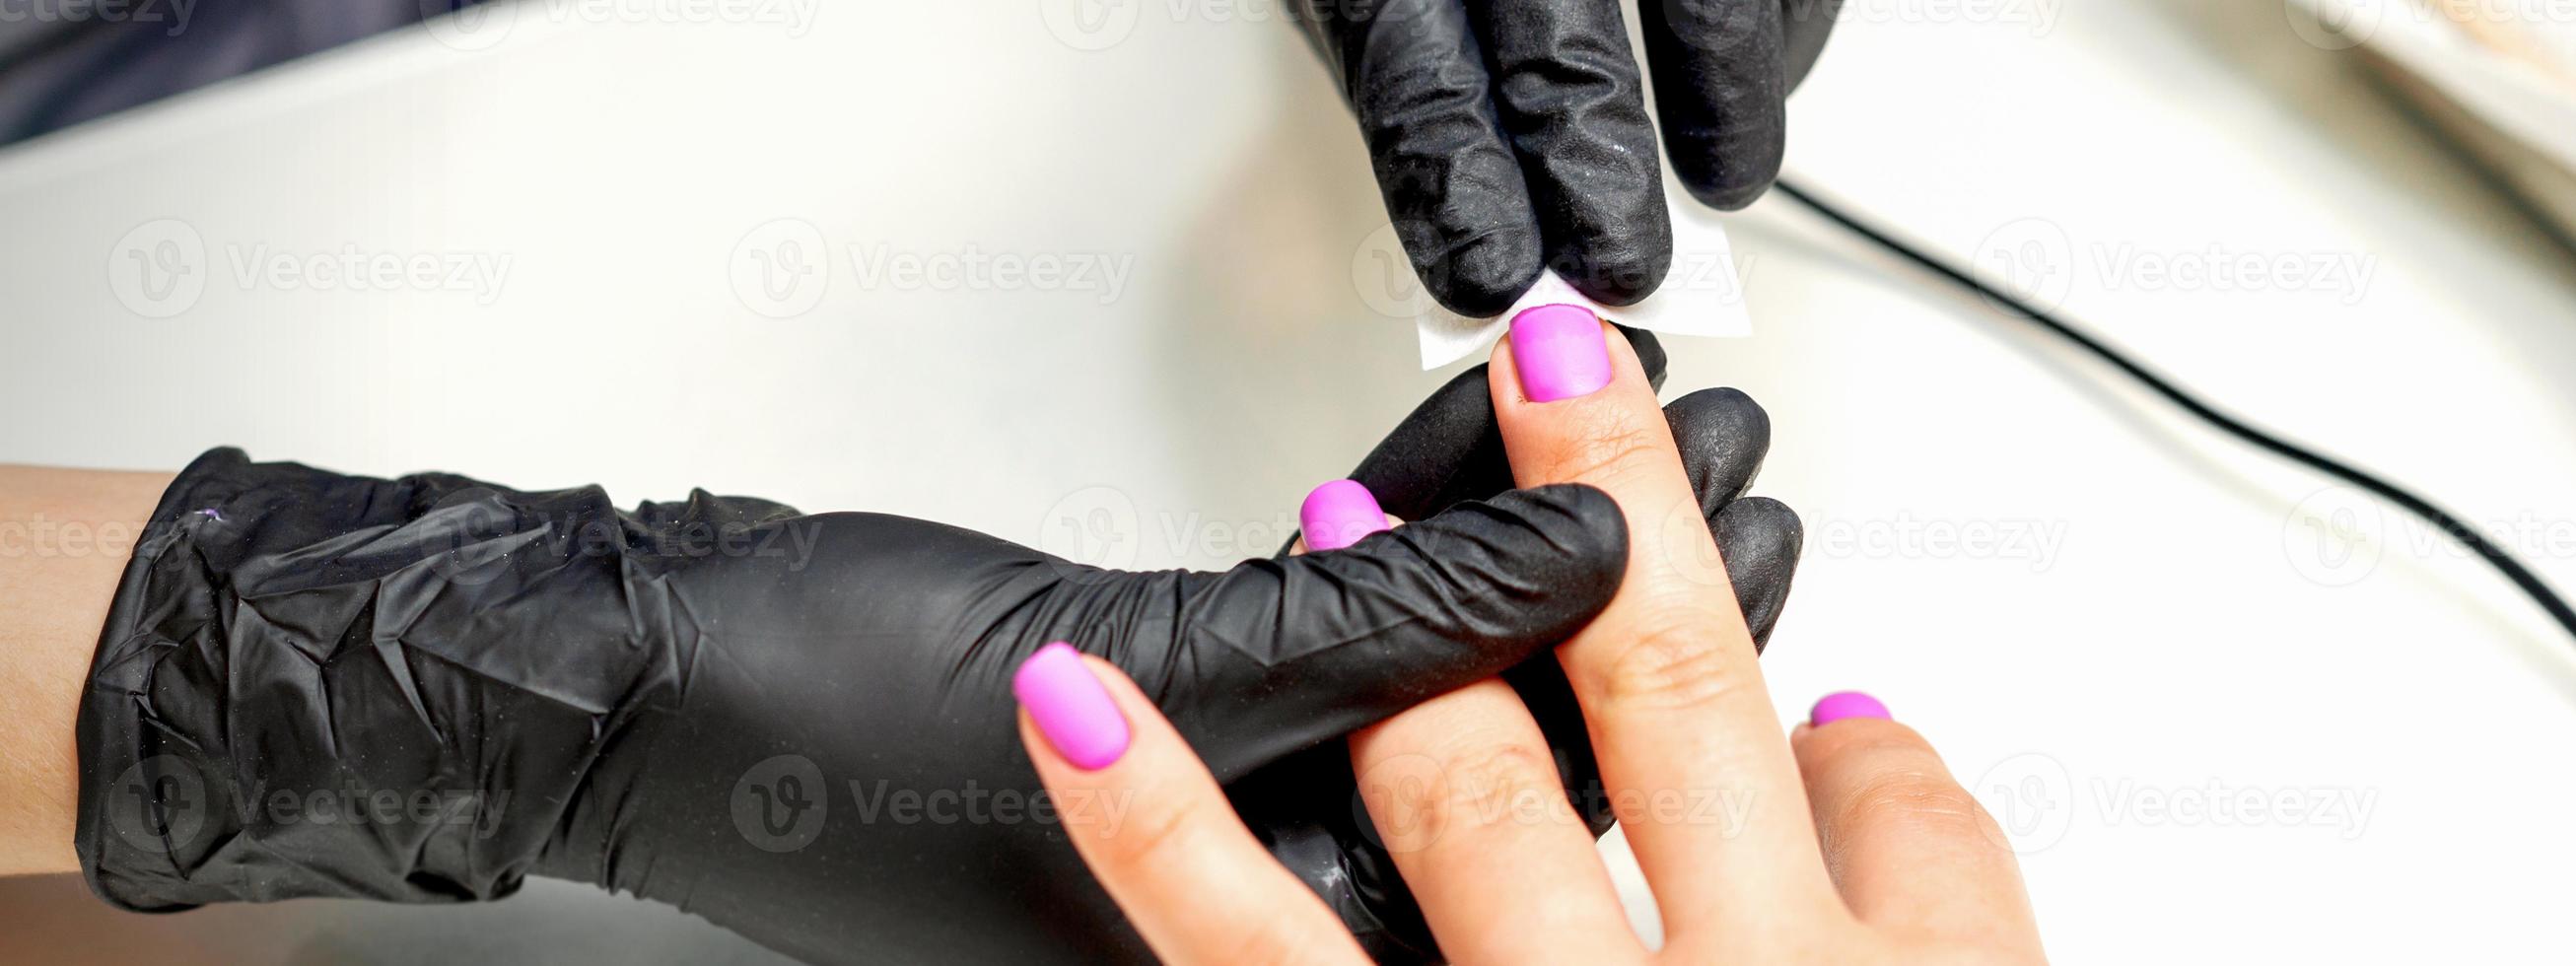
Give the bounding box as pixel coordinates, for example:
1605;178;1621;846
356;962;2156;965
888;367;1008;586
1666;386;1775;512
1427;230;1547;318
1551;228;1673;308
1682;172;1777;213
1175;481;1630;779
1455;485;1631;609
1712;496;1803;651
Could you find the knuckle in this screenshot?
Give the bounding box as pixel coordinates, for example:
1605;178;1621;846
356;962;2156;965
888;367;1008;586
1086;790;1204;869
1358;739;1569;855
1597;615;1747;711
1836;760;1988;842
1545;416;1671;488
1435;741;1565;827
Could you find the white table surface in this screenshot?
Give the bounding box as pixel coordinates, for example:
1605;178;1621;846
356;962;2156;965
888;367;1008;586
5;0;2575;962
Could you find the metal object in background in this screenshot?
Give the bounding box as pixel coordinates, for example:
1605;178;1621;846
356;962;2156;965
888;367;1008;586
2289;0;2576;253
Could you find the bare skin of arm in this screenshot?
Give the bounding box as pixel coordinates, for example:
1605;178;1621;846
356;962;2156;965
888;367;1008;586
0;466;171;876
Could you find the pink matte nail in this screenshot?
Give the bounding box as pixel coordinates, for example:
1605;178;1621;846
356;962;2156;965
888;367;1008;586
1507;304;1614;402
1809;691;1891;726
1300;479;1391;551
1012;642;1130;770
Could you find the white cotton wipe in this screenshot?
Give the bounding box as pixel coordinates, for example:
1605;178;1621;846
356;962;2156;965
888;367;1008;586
1411;192;1752;369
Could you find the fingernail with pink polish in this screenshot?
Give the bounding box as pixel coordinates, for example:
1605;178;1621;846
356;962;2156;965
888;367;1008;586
1300;479;1391;551
1508;304;1613;402
1013;642;1130;770
1809;691;1891;727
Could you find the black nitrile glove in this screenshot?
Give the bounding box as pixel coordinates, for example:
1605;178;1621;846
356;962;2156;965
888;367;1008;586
1293;0;1844;314
75;333;1801;965
76;448;1632;963
1253;326;1802;960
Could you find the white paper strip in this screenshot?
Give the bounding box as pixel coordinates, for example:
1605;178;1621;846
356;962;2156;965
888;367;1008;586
1412;192;1753;369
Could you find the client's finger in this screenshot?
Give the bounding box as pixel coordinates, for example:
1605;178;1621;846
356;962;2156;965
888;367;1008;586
1015;645;1364;965
1317;356;1800;853
1297;479;1638;958
1318;338;1801;655
1334;326;1665;527
1298;481;1636;957
1291;478;1399;553
1351;679;1644;962
1792;693;2041;947
1488;307;1841;942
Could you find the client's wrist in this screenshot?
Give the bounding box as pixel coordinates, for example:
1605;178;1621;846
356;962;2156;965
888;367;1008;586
0;464;170;876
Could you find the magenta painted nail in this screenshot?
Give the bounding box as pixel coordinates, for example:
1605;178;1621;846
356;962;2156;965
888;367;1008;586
1507;304;1613;402
1300;479;1391;551
1809;691;1891;727
1012;642;1130;770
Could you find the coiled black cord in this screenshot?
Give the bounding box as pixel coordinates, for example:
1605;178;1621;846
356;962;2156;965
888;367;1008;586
1772;176;2576;644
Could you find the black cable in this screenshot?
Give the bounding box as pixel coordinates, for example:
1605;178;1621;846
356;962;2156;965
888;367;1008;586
1770;176;2576;644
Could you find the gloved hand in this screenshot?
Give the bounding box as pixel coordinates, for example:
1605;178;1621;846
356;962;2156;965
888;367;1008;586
78;450;1631;963
1292;0;1843;314
75;330;1800;964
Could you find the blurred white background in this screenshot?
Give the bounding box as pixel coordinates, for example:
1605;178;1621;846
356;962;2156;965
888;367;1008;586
5;0;2576;962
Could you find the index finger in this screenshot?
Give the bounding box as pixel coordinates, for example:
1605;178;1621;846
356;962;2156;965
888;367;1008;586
1488;308;1843;947
1016;646;1366;965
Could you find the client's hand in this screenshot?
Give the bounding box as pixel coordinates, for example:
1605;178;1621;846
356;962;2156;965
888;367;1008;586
1018;308;2044;964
